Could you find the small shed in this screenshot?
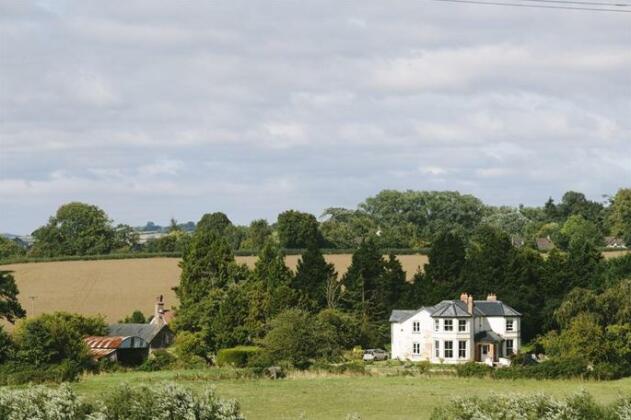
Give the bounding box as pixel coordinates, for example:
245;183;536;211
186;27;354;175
536;237;554;251
84;335;149;365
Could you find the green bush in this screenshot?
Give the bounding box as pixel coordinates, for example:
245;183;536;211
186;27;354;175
0;382;244;419
216;346;261;368
138;350;177;372
0;360;84;385
492;358;589;380
431;391;625;419
454;362;493;378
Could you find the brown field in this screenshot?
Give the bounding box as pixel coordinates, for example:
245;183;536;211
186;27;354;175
0;254;428;325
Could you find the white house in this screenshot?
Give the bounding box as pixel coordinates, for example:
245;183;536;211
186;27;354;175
390;293;521;364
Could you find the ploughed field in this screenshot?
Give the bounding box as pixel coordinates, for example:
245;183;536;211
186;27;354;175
0;254;428;323
72;369;631;420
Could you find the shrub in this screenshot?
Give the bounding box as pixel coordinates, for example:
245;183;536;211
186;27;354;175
454;362;492;378
216;346;261;368
0;360;84;385
0;383;94;419
0;382;244;420
174;331;208;362
138;350;177;372
431;391;620;419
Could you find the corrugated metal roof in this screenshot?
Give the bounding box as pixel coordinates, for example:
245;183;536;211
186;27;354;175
84;336;126;349
89;348;117;360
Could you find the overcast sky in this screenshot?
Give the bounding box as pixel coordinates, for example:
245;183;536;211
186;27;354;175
1;1;629;234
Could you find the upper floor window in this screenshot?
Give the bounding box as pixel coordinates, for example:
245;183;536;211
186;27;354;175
506;319;514;332
444;341;453;358
413;321;420;333
458;319;467;332
444;319;453;331
434;319;440;332
413;342;420;355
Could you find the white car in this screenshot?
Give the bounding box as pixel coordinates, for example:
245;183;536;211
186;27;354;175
363;349;388;361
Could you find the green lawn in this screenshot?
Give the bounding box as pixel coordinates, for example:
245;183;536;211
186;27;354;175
72;369;631;419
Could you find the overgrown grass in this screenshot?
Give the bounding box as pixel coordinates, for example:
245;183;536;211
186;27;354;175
67;368;631;420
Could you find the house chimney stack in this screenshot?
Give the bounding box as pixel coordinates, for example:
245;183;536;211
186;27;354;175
486;293;497;301
467;295;474;315
460;292;469;304
154;295;164;322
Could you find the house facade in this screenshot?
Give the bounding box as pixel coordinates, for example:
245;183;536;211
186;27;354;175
390;293;521;364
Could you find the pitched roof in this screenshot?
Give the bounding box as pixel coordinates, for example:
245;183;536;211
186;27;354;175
474;301;521;316
389;310;419;323
430;300;475;317
107;323;169;343
536;237;554;251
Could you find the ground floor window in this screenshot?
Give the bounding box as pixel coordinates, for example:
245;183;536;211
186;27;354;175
413;342;420;355
458;340;467;358
444;341;453;358
435;340;440;358
506;339;514;355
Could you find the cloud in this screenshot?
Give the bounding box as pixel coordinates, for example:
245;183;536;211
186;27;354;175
0;1;629;233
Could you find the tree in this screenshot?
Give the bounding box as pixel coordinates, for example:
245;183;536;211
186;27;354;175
276;210;322;249
608;188;631;244
196;212;243;250
559;215;601;250
292;242;336;311
241;219;273;251
567;238;603;289
0;271;26;323
380;254;407;314
119;310;146;323
113;224;139;251
0;325;13;363
30;202;116;256
320;208;378;249
0;237;25;260
12;312;106;367
340;238;385;320
460;225;513;296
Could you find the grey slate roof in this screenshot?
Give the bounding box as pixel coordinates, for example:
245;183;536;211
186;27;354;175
390;299;521;321
107;323;168;344
473;301;521;317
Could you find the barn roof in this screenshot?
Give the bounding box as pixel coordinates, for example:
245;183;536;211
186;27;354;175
107;323;169;344
84;336;127;349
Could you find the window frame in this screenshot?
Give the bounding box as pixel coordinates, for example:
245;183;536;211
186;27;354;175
458;319;467;332
413;342;420;355
506;319;514;332
506;339;514;355
444;340;453;358
434;319;440;332
458;340;467;358
444;319;453;332
435;340;440;358
413;321;420;333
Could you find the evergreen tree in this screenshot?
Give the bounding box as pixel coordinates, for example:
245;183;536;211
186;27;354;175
380;254;407;314
0;271;26;323
292;241;336;311
461;225;513;295
567;238;604;290
340;238;385;320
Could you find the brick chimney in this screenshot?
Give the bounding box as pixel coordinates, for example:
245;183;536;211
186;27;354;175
467;295;474;314
486;293;497;301
154;295;164;323
460;292;469;305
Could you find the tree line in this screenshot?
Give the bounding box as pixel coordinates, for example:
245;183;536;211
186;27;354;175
1;188;630;259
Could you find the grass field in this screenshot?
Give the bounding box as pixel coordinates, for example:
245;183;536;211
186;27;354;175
0;254;427;324
71;369;631;419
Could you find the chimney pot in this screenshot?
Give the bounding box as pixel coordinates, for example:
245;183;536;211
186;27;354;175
460;292;469;304
486;293;497;301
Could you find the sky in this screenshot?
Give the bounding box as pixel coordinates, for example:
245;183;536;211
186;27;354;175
0;1;630;234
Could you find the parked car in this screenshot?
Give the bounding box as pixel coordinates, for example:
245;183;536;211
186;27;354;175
363;349;388;361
